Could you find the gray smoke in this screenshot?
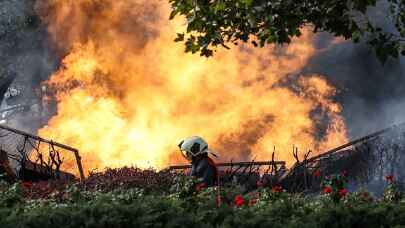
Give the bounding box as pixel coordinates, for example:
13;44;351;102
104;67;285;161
303;39;405;138
302;1;405;138
0;0;57;133
0;0;403;140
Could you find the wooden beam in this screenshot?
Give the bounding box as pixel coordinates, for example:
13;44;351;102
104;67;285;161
168;161;285;170
307;121;405;163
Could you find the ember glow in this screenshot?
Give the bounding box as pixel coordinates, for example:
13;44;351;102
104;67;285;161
35;0;347;175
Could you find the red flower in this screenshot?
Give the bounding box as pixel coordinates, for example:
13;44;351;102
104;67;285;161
271;186;283;193
195;183;207;191
313;170;321;177
234;195;245;207
338;188;348;197
216;194;222;207
323;186;333;194
341;170;348;177
385;175;394;182
248;198;258;206
361;191;369;199
256;180;264;188
22;181;33;189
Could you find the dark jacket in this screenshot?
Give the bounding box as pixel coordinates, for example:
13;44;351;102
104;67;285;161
190;154;217;186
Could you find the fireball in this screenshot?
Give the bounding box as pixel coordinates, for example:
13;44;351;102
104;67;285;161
35;0;347;175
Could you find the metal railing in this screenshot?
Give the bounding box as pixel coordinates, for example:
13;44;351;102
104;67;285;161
0;124;84;181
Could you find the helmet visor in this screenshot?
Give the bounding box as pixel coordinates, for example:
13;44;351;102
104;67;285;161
180;150;194;161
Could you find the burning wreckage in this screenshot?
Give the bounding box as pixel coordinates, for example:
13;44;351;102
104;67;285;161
0;72;405;192
0;123;84;182
0;120;403;194
169;122;405;193
0;73;84;182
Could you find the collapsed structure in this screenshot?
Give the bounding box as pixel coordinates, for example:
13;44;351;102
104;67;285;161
0;72;404;192
0;123;84;182
281;122;405;193
0;114;403;195
169;122;405;193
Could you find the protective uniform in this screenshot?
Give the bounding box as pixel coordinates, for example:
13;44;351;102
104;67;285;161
178;136;218;186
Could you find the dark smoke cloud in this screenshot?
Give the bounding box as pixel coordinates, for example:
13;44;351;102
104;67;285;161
2;0;403;142
302;1;405;138
0;0;57;132
303;40;405;138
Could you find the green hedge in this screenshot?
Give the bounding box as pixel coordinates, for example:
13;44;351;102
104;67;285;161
1;183;405;228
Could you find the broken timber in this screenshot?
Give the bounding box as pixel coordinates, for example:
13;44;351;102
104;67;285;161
168;161;286;170
306;121;405;164
281;121;405;192
0;124;85;181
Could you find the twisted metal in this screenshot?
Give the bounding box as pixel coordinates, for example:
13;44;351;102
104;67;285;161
0;124;84;181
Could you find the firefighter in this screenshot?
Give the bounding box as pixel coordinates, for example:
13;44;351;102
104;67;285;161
178;136;218;187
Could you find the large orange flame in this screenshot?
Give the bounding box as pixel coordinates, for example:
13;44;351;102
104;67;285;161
35;0;347;175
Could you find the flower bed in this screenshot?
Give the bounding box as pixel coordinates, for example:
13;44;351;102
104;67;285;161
0;168;404;227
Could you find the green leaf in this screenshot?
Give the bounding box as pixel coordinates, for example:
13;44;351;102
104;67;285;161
169;10;178;20
241;0;253;7
174;33;185;42
168;0;402;62
215;2;226;12
352;31;361;43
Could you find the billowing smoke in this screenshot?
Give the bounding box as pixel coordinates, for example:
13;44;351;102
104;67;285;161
302;1;405;138
0;0;403;174
0;0;57;132
28;0;347;174
304;41;405;138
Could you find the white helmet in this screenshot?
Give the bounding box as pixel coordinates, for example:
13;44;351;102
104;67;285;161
178;136;209;161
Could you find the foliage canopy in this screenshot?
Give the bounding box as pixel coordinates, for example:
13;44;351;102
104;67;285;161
169;0;405;63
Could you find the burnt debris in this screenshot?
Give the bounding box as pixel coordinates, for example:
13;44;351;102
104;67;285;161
0;124;83;182
169;122;405;193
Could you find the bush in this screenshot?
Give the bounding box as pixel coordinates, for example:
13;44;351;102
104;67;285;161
1;168;405;227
